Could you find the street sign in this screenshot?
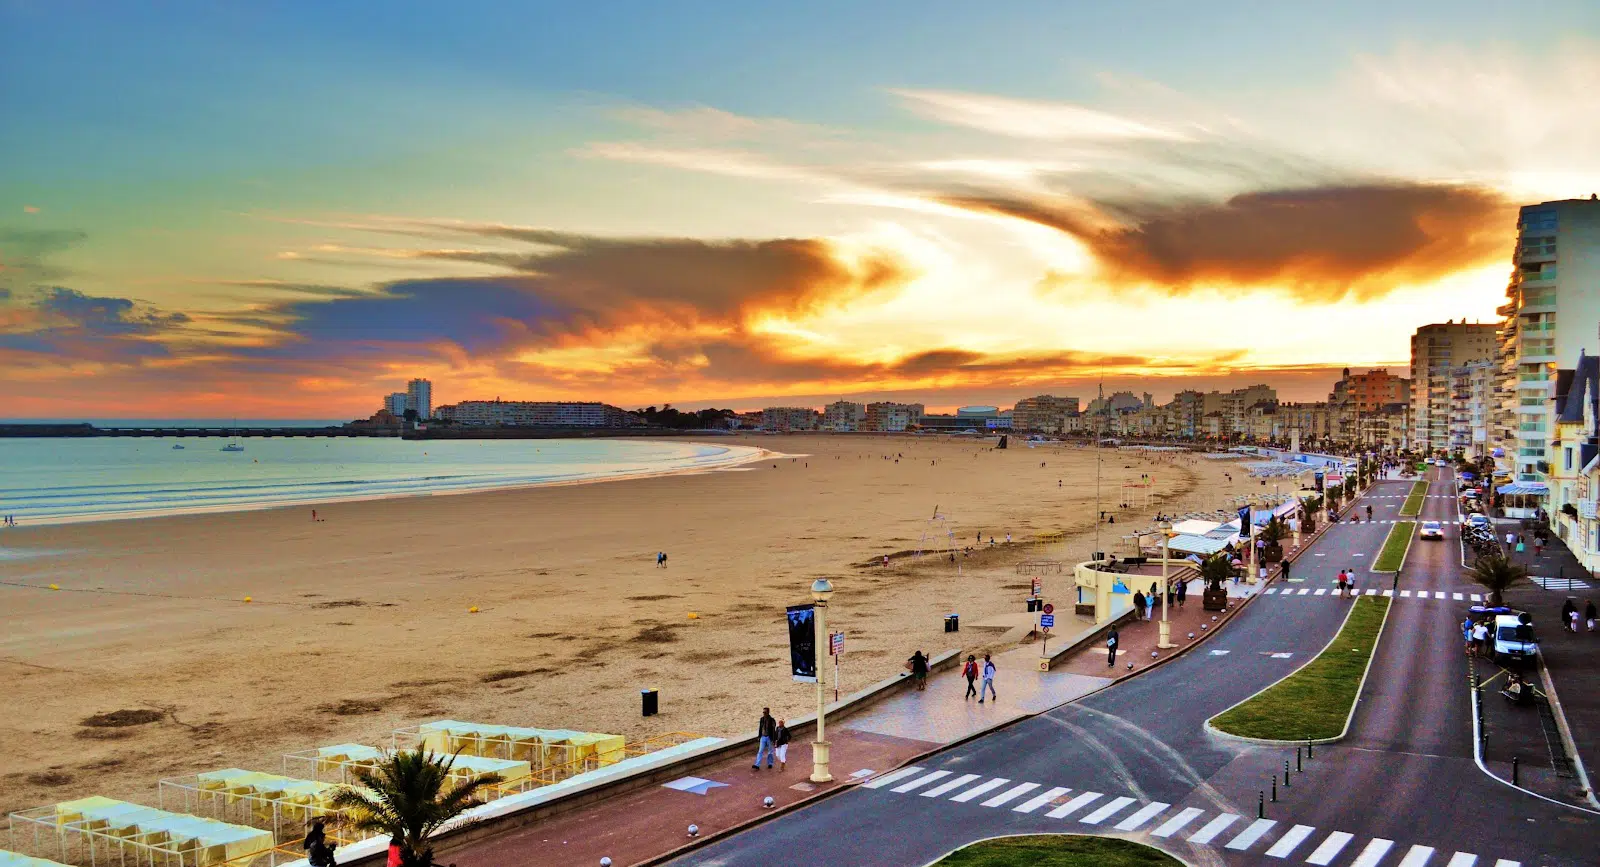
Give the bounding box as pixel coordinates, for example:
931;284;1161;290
1039;614;1055;629
1031;577;1042;597
1042;603;1054;615
829;631;844;656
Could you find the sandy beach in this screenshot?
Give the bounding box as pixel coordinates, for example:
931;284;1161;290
0;434;1265;814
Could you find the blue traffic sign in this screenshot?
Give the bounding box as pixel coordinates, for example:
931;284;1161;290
1039;614;1056;629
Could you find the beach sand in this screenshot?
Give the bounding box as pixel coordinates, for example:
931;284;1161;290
0;435;1266;814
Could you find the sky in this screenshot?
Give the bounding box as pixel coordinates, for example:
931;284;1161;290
3;1;1599;418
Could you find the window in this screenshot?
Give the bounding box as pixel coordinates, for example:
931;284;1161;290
1567;447;1574;470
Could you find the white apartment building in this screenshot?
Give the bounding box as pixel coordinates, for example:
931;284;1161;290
1409;322;1495;455
406;378;433;420
761;406;819;431
1494;197;1600;489
821;401;867;431
1012;395;1081;432
384;392;408;417
1449;361;1496;459
440;400;631;426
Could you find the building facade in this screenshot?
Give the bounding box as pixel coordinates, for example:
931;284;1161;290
439;400;632;426
1449;361;1497;459
1011;395;1081;432
406;378;433;420
821;401;866;432
863;402;924;432
384;392;409;418
761;406;819;431
1409;322;1496;455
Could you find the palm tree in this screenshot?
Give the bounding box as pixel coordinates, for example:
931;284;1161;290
328;749;503;867
1469;553;1529;606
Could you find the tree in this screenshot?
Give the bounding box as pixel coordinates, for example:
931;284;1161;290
328;749;503;867
1469;554;1529;607
1198;551;1234;592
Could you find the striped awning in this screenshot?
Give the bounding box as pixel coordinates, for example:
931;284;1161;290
1167;534;1230;555
1497;482;1549;496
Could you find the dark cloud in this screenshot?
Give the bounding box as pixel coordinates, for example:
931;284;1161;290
943;181;1512;299
0;287;188;362
36;287;190;335
0;227;87;288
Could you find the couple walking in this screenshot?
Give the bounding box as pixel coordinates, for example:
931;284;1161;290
752;708;791;770
962;653;997;703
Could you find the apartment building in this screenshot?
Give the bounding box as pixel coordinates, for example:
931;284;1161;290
1277;401;1333;442
1329;368;1409;446
406;378;433;420
1448;361;1497;459
439;400;633;426
761;406;820;431
1549;352;1600;567
1493;197;1600;490
1011;394;1081;432
863;402;924;432
821;401;866;432
1409;322;1496;455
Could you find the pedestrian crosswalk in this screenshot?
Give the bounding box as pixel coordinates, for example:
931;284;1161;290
1530;575;1592;590
1262;587;1483;602
861;766;1524;866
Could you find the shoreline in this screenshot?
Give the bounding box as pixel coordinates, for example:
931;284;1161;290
1;439;772;528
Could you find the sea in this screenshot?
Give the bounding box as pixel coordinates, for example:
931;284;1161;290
0;421;760;525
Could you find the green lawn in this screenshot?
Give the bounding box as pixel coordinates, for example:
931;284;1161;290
1209;597;1390;740
1372;521;1416;572
935;835;1183;867
1399;481;1428;517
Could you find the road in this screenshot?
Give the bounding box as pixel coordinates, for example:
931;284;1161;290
672;469;1599;867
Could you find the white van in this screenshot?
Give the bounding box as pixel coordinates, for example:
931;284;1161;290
1492;614;1538;665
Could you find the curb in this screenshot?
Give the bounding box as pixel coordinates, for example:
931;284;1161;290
1205;595;1392;746
1369;521;1416;575
1535;657;1600;810
1398;480;1429;518
1469;662;1600;817
915;832;1197;867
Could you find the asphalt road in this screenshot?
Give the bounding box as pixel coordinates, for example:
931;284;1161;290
673;469;1599;867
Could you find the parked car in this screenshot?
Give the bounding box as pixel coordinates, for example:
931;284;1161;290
1419;520;1445;540
1492;614;1538;665
1467;513;1490;529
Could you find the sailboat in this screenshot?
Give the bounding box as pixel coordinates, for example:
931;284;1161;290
221;419;244;452
172;443;185;450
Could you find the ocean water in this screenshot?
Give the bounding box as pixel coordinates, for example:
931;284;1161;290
0;436;759;524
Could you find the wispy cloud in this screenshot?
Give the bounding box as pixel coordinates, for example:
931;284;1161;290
891;88;1194;142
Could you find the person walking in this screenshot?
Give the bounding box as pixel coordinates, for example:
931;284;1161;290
1281;558;1291;581
962;654;979;700
1560;600;1577;633
1175;578;1187;609
1471;619;1490;658
1587;600;1597;632
908;650;928;690
1366;504;1373;522
1145;584;1156;621
1106;629;1119;668
656;551;667;568
1133;590;1147;621
979;653;997;703
1462;616;1475;657
1336;569;1348;598
772;718;791;771
752;708;777;770
1570;607;1583;634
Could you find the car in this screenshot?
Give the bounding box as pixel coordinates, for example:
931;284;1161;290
1419;521;1444;540
1467;513;1490;529
1492;613;1538;665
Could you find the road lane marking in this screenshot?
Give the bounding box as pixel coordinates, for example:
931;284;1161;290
1306;832;1355;865
1045;791;1102;818
920;773;981;798
1225;818;1277;850
1265;824;1316;858
1150;807;1204;838
1397;844;1436;867
1113;801;1168;830
1401;590;1412;597
949;778;1010;803
861;766;923;788
1444;854;1477;867
1298;589;1311;595
891;769;951;793
980;781;1039;808
1491;860;1519;867
1315;589;1327;596
1265;588;1277;595
1472;594;1483;602
1350;837;1395;867
1452;593;1465;600
1384;590;1394;597
1187;813;1240;844
1013;786;1070;814
1079;795;1136;825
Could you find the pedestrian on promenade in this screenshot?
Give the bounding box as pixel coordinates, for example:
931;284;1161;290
1516;538;1526;555
1336;570;1348;598
1472;620;1489;658
753;708;777;770
1145;583;1157;620
1462;617;1474;656
962;654;979;700
773;719;790;770
1282;559;1291;581
1534;538;1544;558
1176;579;1187;609
907;650;928;690
1505;530;1516;548
1560;600;1577;633
1133;590;1147;621
980;653;997;703
1587;600;1597;632
1106;629;1119;667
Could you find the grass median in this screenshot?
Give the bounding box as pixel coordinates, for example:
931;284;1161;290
1209;597;1390;740
1399;480;1429;517
1372;521;1416;572
936;835;1183;866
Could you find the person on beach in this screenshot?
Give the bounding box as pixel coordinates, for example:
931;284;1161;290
907;650;928;690
773;718;791;771
656;551;667;568
962;654;978;700
753;708;777;769
1133;590;1147;621
979;653;997;703
1106;629;1119;667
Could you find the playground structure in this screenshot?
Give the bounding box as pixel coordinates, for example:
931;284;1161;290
1119;478;1154;511
913;508;962;572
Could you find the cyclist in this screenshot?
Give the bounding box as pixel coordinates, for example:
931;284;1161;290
1365;504;1373;522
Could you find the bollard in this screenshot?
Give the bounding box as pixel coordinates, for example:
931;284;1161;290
1259;791;1265;819
1307;737;1313;759
1513;756;1520;786
1284;761;1291;786
1296;746;1302;773
1271;775;1278;802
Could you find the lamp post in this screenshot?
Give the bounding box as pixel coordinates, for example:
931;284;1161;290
1158;520;1176;648
809;577;834;783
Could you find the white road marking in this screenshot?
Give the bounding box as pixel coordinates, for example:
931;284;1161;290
920;773;981;798
1225;817;1277;850
1366;588;1378;595
980;781;1039;808
1298;589;1311;595
1209;650;1231;656
1491;860;1520;867
1113;801;1169;830
1265;824;1316;858
949;777;1010;803
1452;593;1465;600
1045;791;1102;818
1150;806;1204;838
861;766;922;789
892;769;951;793
1306;832;1355;865
1472;594;1483;602
1271;652;1293;658
1397;844;1436;867
1444;853;1477;867
1350;837;1395;867
1012;786;1070;814
1315;589;1327;596
1401;590;1412;598
1384;589;1395;597
1079;795;1136;825
1188;812;1240;844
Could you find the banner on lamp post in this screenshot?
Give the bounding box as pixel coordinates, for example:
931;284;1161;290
786;604;818;683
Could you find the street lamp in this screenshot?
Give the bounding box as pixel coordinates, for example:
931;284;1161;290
1157;520;1176;649
809;577;834;783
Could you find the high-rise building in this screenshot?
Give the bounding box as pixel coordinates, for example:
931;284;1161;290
406;378;433;420
1493;197;1600;489
863;402;924;432
1450;361;1497;459
1409;322;1496;454
821;401;867;432
384;392;408;417
1329;368;1409;446
438;400;634;427
1011;395;1081;432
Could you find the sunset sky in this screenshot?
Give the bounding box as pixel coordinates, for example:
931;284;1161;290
3;1;1599;418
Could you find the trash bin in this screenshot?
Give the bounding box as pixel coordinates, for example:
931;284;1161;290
944;613;959;632
641;688;659;717
1027;598;1042;612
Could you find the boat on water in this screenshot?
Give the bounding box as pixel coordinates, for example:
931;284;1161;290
221;443;244;452
172;443;185;450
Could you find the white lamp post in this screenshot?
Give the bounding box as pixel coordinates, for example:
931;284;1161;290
809;577;834;783
1158;520;1175;649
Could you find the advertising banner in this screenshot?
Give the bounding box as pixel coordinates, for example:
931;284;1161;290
786;604;817;683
